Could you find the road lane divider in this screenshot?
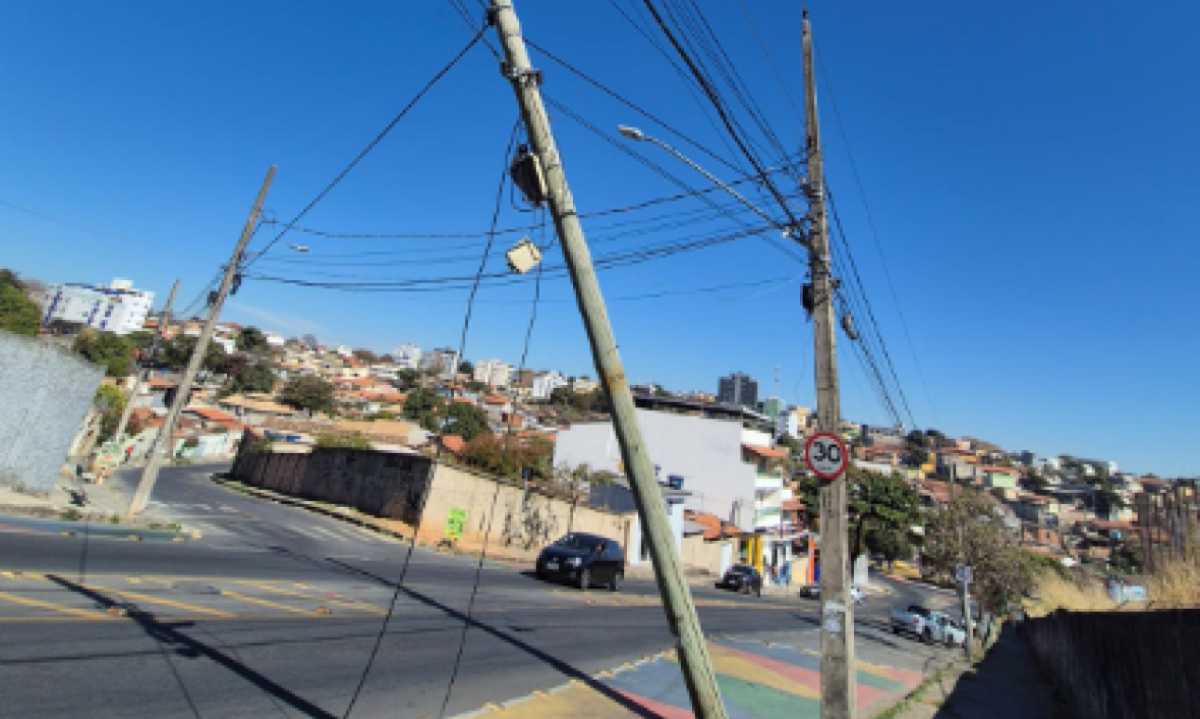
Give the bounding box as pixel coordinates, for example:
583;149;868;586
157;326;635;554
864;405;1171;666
76;583;237;618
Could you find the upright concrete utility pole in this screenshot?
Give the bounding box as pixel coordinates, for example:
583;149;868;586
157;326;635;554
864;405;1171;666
111;279;180;454
129;167;276;516
802;12;856;719
488;2;727;717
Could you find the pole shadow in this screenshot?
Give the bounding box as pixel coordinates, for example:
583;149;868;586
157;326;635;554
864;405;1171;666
323;557;668;719
44;574;339;719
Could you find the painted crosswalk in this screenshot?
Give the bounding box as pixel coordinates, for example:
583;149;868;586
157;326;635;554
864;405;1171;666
0;572;393;622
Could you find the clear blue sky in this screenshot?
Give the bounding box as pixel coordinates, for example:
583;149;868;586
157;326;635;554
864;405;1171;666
2;1;1197;477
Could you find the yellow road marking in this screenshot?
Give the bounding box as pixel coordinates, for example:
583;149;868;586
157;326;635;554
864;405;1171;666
79;584;236;618
229;581;385;615
218;590;317;615
0;591;114;620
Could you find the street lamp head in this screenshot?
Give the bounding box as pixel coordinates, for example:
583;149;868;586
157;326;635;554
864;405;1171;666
617;125;645;141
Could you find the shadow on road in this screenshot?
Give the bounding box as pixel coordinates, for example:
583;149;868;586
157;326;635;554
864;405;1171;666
44;574;339;719
323;557;667;719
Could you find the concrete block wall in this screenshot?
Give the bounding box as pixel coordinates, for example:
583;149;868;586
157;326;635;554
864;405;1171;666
0;329;105;492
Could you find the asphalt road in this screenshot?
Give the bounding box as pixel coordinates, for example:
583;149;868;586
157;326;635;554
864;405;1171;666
0;464;955;719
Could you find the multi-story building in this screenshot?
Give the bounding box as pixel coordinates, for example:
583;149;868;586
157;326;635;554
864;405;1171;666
392;343;422;371
571;377;598;393
40;278;155;335
717;372;758;409
421;347;459;379
473;359;513;387
776;406;811;439
759;396;784;421
531;371;567;400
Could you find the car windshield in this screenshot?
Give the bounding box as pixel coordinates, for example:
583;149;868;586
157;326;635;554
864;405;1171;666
908;605;931;617
554;534;601;552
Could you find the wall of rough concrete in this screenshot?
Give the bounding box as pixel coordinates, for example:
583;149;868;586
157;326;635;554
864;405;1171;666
417;463;633;560
0;329;105;492
231;445;434;525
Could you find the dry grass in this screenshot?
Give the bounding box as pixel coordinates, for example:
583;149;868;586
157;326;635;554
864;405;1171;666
1145;559;1200;609
1026;558;1200;616
1026;572;1121;617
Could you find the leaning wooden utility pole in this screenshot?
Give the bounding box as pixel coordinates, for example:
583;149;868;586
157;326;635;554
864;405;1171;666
128;167;275;516
111;278;180;453
488;2;728;717
803;12;856;719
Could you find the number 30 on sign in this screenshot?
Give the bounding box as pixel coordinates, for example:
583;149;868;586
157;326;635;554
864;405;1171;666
804;432;848;481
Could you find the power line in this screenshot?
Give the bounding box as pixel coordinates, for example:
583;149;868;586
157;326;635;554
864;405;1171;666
243;25;488;270
637;0;799;224
816;42;938;430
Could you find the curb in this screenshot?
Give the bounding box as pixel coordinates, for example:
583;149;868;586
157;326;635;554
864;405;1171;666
210;474;412;542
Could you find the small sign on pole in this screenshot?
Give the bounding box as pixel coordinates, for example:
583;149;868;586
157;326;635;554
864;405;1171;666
804;432;849;481
955;564;972;585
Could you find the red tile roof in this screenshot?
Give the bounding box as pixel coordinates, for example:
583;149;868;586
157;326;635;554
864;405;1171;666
452;396;476;405
743;443;789;460
148;376;176;389
440;435;465;454
685;510;748;540
187;407;237;423
982;466;1020;475
483;396;509;405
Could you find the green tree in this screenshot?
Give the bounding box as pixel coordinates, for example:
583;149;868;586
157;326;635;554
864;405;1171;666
0;283;40;337
794;466;921;562
93;384;129;442
865;524;914;569
160;336;226;372
458;360;474;376
126;330;156;351
776;434;801;456
278;376;334;417
233;363;276;394
923;488;1032;613
236;327;267;352
395;369;420;389
1021;469;1050;494
907;446;930;469
446;401;491;442
75;331;136;377
403;388;446;432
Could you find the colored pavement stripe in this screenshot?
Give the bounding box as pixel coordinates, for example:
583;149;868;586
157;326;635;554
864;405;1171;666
477;638;924;719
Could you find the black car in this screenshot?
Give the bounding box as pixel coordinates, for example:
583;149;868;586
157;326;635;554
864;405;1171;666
716;564;762;597
535;532;625;591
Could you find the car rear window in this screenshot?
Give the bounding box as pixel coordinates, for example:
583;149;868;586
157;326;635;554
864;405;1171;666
908;605;931;617
729;565;753;575
554;534;601;552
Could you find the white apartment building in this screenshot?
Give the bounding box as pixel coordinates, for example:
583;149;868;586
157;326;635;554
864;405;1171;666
40;278;155;335
553;409;762;533
473;359;513;387
264;332;286;348
531;371;568;400
775;406;811;439
392;343;422;370
421;348;459;378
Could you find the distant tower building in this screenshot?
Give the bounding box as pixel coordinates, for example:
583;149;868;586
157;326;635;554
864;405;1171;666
717;372;758;409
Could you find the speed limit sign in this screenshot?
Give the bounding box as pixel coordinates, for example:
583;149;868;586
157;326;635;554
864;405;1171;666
805;432;848;481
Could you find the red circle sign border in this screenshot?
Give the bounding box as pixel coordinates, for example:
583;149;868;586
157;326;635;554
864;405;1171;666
804;432;849;481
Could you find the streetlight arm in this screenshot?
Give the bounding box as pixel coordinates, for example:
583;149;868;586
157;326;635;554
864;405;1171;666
620;126;785;231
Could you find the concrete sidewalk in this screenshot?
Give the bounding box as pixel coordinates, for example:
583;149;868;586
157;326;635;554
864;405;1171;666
455;634;926;719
